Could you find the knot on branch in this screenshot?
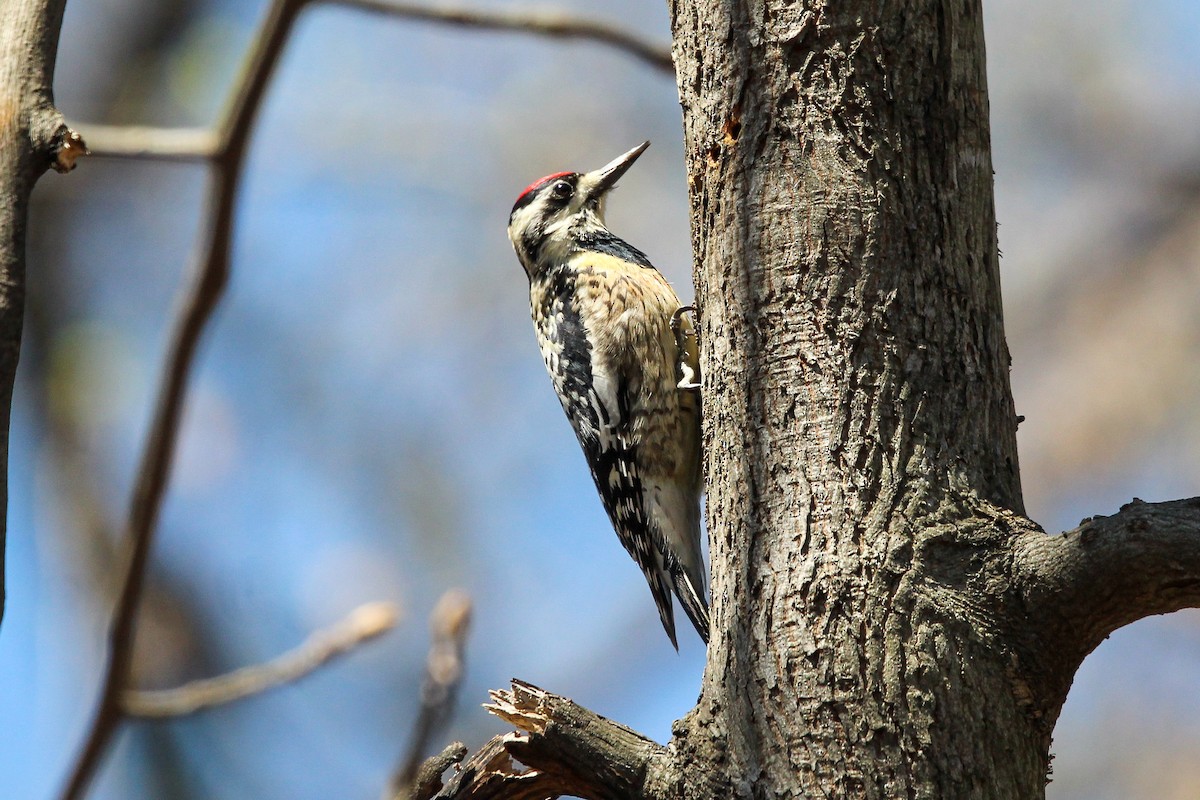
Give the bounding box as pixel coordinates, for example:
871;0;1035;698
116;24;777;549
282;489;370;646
26;104;86;174
51;126;88;173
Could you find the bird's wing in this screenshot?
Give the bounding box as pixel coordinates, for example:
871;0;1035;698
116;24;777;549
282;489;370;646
580;366;681;649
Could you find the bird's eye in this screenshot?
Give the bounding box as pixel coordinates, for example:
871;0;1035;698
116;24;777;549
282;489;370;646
551;181;572;200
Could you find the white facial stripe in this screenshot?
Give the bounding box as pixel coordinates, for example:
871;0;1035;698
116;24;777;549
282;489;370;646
508;201;543;241
508;180;610;274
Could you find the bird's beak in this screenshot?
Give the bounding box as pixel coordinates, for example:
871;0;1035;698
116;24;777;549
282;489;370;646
583;141;650;202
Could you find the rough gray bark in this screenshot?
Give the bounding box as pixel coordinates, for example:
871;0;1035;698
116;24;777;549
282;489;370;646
436;1;1200;799
669;0;1037;796
664;1;1200;797
0;0;80;624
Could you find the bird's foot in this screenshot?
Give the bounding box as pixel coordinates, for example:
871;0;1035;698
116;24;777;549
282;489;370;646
671;305;701;392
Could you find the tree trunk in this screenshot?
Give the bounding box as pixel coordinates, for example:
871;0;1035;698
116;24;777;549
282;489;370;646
668;0;1044;795
662;1;1200;797
436;2;1200;798
0;0;79;624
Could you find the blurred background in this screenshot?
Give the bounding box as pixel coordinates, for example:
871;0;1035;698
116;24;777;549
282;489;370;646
1;0;1198;797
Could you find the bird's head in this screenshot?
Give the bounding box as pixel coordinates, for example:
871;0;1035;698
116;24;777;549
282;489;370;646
507;141;649;278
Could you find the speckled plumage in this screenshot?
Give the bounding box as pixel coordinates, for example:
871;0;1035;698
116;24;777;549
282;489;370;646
508;143;709;647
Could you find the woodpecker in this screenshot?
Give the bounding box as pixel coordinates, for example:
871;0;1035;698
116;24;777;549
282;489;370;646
507;141;709;647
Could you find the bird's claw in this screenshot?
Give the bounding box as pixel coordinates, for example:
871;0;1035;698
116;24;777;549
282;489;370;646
669;304;698;334
671;305;702;392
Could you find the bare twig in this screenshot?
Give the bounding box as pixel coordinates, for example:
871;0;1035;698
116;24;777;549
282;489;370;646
389;589;473;800
78;124;217;161
59;1;308;797
328;0;673;74
122;602;398;718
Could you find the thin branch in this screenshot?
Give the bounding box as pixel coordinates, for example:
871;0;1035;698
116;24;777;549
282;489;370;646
122;602;398;718
424;680;671;800
76;124;216;162
59;1;307;797
327;0;673;74
389;589;473;799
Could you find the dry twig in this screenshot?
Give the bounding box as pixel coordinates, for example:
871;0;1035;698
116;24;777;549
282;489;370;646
81;2;672;162
75;124;217;161
407;742;470;800
388;589;473;800
329;0;673;73
122;602;398;718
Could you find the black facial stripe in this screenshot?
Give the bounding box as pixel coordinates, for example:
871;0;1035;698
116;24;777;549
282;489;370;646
508;198;531;226
510;172;580;221
574;229;655;268
521;219;545;264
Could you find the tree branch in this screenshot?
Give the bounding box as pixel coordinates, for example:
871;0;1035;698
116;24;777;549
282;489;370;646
1015;497;1200;679
387;589;473;799
75;124;216;161
121;602;398;718
327;0;673;74
424;733;567;800
425;680;670;800
59;1;307;797
0;0;80;624
406;742;470;800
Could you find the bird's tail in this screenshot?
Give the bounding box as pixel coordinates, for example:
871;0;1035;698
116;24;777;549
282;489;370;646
669;560;710;644
652;583;680;651
650;483;709;646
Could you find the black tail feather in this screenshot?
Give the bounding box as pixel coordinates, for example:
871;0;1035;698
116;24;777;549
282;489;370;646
670;562;710;644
